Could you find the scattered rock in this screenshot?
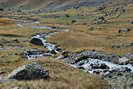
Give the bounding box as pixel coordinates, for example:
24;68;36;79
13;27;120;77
23;50;53;60
60;50;133;77
112;45;121;49
118;28;131;33
31;26;54;30
12;86;30;89
106;73;133;89
74;58;133;76
63;51;120;64
95;16;107;24
112;42;133;49
126;43;133;47
12;87;19;89
71;20;77;24
124;53;133;60
97;5;106;11
8;62;49;80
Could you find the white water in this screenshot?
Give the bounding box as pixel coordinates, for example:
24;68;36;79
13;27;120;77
73;58;133;75
31;32;59;53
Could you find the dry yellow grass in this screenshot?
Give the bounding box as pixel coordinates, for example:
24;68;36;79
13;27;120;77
0;18;15;25
0;59;109;89
47;4;133;55
0;3;132;89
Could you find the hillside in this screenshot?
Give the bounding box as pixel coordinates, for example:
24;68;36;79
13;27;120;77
0;0;132;11
0;0;133;89
0;0;108;11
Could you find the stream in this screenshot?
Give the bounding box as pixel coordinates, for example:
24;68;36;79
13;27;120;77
17;20;133;78
0;20;133;89
16;20;66;60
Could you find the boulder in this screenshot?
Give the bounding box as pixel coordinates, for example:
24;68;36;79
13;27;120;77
8;62;49;80
30;33;62;54
0;8;4;11
30;38;44;46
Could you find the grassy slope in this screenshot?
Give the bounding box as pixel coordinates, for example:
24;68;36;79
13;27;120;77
0;0;132;11
46;4;133;55
0;2;132;89
0;59;108;89
0;14;108;89
0;0;108;10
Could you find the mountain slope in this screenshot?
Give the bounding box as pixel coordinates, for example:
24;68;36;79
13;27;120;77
0;0;132;11
0;0;108;11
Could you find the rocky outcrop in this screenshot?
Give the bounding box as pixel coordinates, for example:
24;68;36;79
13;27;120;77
8;62;49;80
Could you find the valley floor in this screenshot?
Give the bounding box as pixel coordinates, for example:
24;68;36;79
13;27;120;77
0;3;132;89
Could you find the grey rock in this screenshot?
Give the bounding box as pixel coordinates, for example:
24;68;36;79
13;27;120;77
97;5;106;11
124;53;133;60
63;51;120;64
31;26;54;30
23;50;53;60
30;37;44;46
8;62;49;80
119;57;130;64
106;73;133;89
112;43;133;49
129;21;133;24
62;50;133;77
95;16;107;24
118;28;131;33
74;58;133;76
12;86;30;89
30;32;62;54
